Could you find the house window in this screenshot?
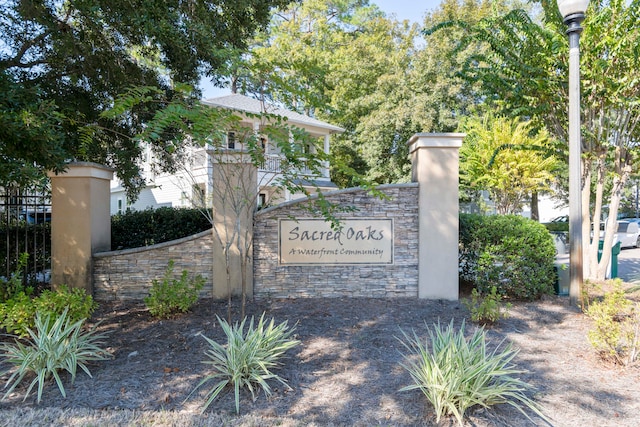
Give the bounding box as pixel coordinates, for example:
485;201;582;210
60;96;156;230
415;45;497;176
227;132;237;150
258;193;267;209
298;142;313;155
117;198;126;214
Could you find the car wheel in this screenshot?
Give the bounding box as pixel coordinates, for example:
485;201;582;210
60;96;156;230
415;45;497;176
636;236;640;248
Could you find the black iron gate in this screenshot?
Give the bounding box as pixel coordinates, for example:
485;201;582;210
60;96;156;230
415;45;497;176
0;185;51;290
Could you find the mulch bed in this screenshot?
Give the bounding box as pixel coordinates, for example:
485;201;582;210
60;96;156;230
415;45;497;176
0;295;639;426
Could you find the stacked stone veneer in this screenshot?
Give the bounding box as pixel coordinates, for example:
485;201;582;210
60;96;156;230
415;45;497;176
92;184;419;301
92;230;214;301
253;184;420;299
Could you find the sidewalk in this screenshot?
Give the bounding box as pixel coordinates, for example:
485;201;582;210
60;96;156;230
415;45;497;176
617;247;640;283
556;247;640;285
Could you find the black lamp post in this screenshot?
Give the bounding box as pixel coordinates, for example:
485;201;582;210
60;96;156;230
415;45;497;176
558;0;589;305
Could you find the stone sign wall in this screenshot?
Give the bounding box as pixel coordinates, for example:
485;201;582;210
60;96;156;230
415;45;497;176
253;184;419;298
93;185;417;301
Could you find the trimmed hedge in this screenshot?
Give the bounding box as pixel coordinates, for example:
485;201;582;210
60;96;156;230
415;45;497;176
459;214;556;300
543;222;569;232
111;207;212;250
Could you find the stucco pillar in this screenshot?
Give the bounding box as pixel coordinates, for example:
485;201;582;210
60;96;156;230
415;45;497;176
408;133;464;300
211;153;257;299
47;162;114;293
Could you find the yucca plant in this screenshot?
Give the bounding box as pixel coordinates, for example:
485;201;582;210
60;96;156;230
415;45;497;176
398;320;548;426
0;308;110;403
190;313;299;414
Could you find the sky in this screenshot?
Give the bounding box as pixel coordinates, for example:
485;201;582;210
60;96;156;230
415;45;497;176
372;0;441;24
200;0;443;99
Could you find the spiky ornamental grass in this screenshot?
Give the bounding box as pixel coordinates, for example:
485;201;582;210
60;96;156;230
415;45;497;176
398;320;549;426
190;313;300;414
0;308;110;403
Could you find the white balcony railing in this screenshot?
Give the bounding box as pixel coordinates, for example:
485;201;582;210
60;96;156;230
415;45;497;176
260;155;284;173
259;154;328;178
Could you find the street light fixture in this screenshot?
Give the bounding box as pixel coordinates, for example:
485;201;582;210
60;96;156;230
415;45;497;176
558;0;589;306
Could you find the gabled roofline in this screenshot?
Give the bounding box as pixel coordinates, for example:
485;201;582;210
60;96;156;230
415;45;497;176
202;94;344;134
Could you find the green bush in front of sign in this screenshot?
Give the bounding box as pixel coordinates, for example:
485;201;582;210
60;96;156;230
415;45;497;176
459;214;556;300
144;260;205;319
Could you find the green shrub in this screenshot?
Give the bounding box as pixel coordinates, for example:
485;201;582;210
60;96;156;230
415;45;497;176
0;292;35;336
0;285;96;337
0;308;110;403
544;222;569;232
459;214;556;300
189;314;300;414
398;320;547;426
35;286;96;321
0;223;51;283
585;280;639;366
0;253;31;302
111;207;211;250
464;286;512;325
144;260;205;318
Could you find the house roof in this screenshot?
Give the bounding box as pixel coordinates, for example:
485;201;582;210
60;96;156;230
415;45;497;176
202;94;344;134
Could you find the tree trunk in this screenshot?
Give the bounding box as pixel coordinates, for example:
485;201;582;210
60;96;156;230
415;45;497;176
588;155;607;280
531;191;539;221
231;76;238;94
581;163;592;280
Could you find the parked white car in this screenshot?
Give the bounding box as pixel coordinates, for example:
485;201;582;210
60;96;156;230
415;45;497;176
615;220;640;248
621;217;640;226
592;220;640;248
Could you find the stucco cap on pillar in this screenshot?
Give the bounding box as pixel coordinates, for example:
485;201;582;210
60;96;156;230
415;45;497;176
407;133;465;154
47;162;115;181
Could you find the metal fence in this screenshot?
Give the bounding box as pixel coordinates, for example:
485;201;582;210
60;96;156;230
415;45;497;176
0;185;52;290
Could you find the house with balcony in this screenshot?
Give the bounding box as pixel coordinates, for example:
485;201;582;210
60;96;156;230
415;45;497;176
109;94;344;215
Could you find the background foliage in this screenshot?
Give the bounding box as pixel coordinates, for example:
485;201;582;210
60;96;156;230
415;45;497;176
459;114;557;215
231;0;528;187
111;207;211;250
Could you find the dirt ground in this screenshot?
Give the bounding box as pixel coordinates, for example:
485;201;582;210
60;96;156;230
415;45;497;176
0;292;639;427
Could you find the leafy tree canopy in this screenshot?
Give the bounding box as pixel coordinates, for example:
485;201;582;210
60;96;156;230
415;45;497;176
0;72;68;186
459;114;557;214
0;0;292;193
231;0;528;187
